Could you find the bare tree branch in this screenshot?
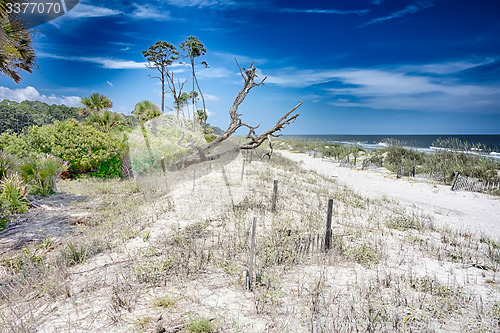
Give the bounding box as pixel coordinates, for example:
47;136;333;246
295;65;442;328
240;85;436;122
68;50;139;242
174;60;301;168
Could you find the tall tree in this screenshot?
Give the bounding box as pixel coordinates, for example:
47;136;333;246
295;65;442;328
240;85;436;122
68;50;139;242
80;93;113;116
0;0;36;83
180;36;207;133
142;41;179;114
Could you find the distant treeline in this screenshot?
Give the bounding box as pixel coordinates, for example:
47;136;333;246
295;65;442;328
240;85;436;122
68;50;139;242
0;99;83;134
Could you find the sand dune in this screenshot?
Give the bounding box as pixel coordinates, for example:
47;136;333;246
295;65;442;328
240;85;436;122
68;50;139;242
278;150;500;240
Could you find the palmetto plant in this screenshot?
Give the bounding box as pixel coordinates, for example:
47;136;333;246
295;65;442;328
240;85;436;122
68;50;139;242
0;0;36;83
0;173;28;214
0;151;15;179
79;93;113;116
19;154;68;197
85;109;125;132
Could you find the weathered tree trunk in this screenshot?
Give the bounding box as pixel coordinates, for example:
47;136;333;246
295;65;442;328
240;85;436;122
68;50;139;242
174;60;302;169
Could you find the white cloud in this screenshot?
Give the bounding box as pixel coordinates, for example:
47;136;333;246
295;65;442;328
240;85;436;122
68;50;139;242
204;93;220;101
83;57;147;69
66;3;122;19
278;8;369;15
107;81;114;87
164;0;237;8
360;1;435;27
264;60;500;113
38;53;148;69
0;86;81;107
196;66;233;78
131;4;173;20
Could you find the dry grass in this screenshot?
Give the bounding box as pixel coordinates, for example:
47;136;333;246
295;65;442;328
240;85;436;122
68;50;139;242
0;148;498;332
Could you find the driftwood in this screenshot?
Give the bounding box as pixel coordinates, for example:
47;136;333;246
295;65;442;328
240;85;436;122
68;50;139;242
175;60;302;168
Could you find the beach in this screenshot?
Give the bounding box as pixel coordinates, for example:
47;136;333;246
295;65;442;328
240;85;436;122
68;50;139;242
2;150;500;332
279;150;500;240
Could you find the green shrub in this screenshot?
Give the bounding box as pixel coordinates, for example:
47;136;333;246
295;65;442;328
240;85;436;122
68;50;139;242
0;173;28;214
0;131;31;157
0;151;15;179
1;120;125;178
19;154;69;196
186;316;216;333
204;133;217;143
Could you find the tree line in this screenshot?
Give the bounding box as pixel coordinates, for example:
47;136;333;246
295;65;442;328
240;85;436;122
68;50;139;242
0;99;83;133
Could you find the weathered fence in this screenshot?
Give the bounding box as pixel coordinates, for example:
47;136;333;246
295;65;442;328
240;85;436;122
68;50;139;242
451;173;500;193
361;160;380;170
396;165;446;183
340;157;353;168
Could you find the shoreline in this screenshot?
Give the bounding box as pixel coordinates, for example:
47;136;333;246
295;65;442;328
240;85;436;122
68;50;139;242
278;149;500;240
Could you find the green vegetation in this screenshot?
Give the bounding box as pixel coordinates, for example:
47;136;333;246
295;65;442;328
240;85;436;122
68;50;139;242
79;92;113;116
0;173;28;214
373;138;500;183
186;316;216;333
278;137;500;184
0;5;36;83
153;294;176;308
0;119;124;178
276;137;365;159
133;100;161;123
0;99;82;134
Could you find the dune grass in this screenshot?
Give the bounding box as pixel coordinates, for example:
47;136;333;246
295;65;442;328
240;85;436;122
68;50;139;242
0;147;499;332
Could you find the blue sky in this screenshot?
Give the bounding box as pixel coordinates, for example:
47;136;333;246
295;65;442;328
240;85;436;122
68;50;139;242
1;0;500;134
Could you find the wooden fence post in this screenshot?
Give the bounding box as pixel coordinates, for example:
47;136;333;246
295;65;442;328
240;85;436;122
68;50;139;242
192;168;196;191
324;199;333;251
271;180;278;212
241;159;245;182
247;217;257;291
451;173;459;191
396;166;403;179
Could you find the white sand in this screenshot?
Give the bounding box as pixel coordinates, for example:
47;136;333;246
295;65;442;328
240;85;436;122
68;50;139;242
278;150;500;240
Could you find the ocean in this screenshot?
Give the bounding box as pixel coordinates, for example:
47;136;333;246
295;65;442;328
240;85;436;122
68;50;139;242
283;135;500;161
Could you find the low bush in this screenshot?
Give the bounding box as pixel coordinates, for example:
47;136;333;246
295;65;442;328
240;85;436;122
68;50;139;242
0;173;28;214
19;154;68;196
0;120;125;178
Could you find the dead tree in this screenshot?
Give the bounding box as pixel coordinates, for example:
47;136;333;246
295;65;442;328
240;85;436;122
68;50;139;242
175;60;302;168
260;135;273;160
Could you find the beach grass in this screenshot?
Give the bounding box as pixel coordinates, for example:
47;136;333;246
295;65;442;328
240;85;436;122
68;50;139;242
0;148;499;332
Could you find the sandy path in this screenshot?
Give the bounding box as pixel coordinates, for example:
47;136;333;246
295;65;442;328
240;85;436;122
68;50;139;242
278;150;500;240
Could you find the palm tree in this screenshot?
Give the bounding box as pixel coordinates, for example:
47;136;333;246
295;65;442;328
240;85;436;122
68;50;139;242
0;2;36;83
132;100;161;123
85;109;125;132
79;93;113;116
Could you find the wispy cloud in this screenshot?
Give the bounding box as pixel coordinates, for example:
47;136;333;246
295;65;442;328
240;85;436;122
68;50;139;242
39;53;148;69
211;52;268;66
264;60;500;113
360;1;435;27
0;86;81;107
204;93;220;101
163;0;238;8
131;4;173;20
278;8;369;15
66;3;122;19
196;66;233;79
